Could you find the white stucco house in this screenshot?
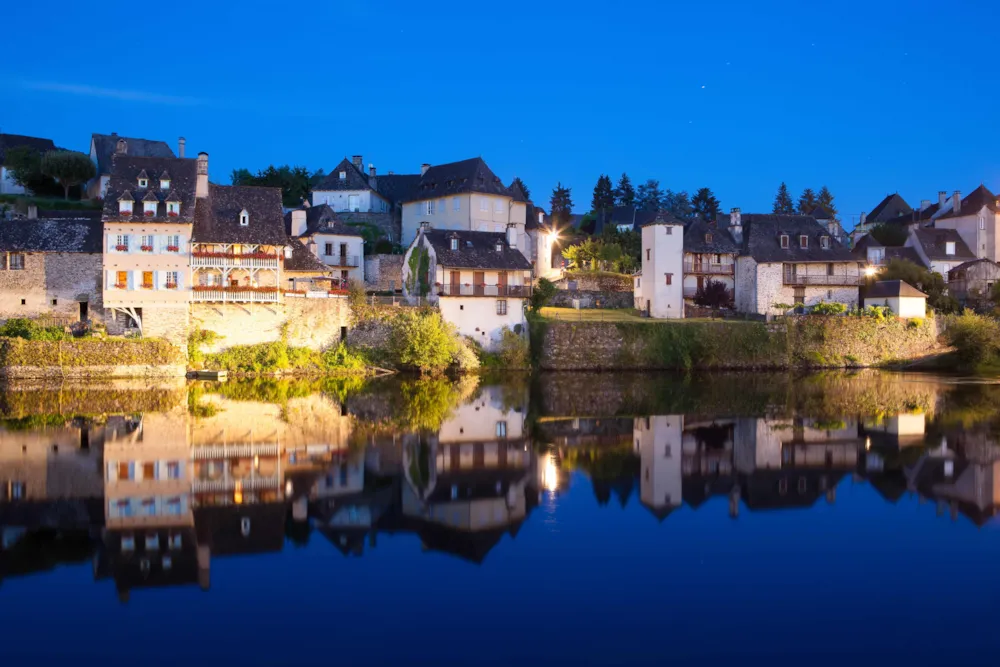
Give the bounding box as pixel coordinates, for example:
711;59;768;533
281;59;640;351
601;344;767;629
634;415;683;521
633;211;685;318
862;280;927;318
905;227;977;276
0;133;57;195
927;186;1000;263
525;205;561;281
402;227;532;350
284;204;364;285
311;156;394;213
87;133;176;200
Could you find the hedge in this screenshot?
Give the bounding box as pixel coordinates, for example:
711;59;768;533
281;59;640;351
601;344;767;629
0;337;182;368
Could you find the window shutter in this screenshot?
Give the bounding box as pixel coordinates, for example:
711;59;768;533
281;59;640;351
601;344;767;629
107;234;116;253
129;234;138;253
105;271;113;290
107;462;117;481
157;271;166;290
129;271;138;290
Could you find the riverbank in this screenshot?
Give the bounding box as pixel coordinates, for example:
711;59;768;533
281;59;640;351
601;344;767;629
0;337;185;379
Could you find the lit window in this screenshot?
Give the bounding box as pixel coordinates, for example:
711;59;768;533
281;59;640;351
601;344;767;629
800;235;808;248
946;241;956;255
9;253;24;270
425;200;435;215
160;179;170;190
453;197;460;211
239;209;249;226
142;271;154;289
496;421;508;437
450;238;459;250
119;200;132;215
494;200;503;213
780;235;789;249
496;299;507;315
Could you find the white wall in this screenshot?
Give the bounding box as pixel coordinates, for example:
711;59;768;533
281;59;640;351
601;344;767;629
0;166;26;195
401;193;526;248
312;189;389;213
864;295;926;318
635;415;683;512
311;233;365;282
635;223;683;318
439;296;526;349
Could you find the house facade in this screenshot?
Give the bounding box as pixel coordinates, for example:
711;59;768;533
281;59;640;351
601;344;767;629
862;280;927;318
905;227;976;276
634;415;684;520
400;158;527;249
0;133;57;195
525;205;561;281
285;204;364;285
932;185;1000;262
311;156;392;213
682;218;738;301
633;212;684;318
947;259;1000;305
88;133;176;200
402;228;532;349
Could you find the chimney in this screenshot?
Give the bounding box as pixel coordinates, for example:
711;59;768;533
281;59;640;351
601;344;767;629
115;138;127;155
860;212;867;225
938;191;947;207
368;163;377;192
421;163;431;176
920;199;930;211
352;155;363;171
952;190;961;214
196;152;209;198
729;208;743;244
291;209;307;237
538;210;544;224
27;204;37;220
178;137;186;158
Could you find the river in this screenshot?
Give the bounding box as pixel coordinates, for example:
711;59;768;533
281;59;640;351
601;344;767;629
1;371;999;665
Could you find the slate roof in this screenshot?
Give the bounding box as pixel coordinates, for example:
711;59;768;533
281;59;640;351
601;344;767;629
526;204;548;231
283;204;362;238
851;233;882;253
683;219;740;254
948;258;1000;276
0;133;57;163
910;228;976;261
91;133;174;176
423;229;532;270
809;206;833;221
313;157;373;192
406;158;511;202
602;206;660;233
284;239;332;273
312;159;420;207
507;180;528;203
866;193;913;224
101;155;198;223
375;173;421;205
936;185;998;220
192;184;287;245
0;215;103;253
884;246;924;265
733;214;854;263
865;280;927;299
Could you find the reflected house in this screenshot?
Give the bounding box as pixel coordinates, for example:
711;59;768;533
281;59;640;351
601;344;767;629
862;411;927;450
681;418;736;510
634;416;683;520
905;434;1000;526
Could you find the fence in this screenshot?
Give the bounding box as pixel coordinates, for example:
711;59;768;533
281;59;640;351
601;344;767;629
367;295;434;308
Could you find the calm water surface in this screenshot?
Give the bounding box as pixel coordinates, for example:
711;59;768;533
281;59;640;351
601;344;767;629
2;371;1000;666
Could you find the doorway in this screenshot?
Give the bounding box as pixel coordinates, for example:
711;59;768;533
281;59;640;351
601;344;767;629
79;302;88;321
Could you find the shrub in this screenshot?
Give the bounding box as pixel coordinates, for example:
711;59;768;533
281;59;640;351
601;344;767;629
389;310;457;375
810;301;847;316
944;311;1000;369
187;329;221;366
529;278;557;313
694;280;733;309
451;337;481;373
0;318;69;341
320;343;367;372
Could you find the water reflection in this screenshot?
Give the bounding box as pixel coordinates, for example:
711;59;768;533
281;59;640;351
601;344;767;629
2;372;1000;601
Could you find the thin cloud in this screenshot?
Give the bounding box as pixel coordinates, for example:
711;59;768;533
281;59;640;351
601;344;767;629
22;81;204;106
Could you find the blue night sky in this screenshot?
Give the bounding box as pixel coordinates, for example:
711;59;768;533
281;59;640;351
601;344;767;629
2;0;998;228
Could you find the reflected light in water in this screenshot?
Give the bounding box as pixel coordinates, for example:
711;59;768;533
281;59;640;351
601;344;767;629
542;453;559;492
234;481;243;505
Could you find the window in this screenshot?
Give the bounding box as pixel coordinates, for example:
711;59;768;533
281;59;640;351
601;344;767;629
348;194;360;211
494;200;503;213
636;277;640;288
121;534;135;552
162;556;173;570
119;200;132;215
8;253;24;270
450;238;459;250
646;249;650;260
780;235;789;249
143;201;157;216
821;236;830;249
160;178;170;190
827;263;834;276
324;243;333;256
115;234;129;252
425;200;435;215
665;273;673;285
714;254;722;264
143;462;155;480
166;201;180;217
166;498;182;516
142;271;154;289
117;499;133;518
339;171;346;180
166;461;180;479
945;241;956;255
166;234;180;251
496;299;507;315
799;235;808;248
4;481;25;500
117;461;133;481
480;197;489;212
705;233;713;243
453;197;460;211
138;178;147;188
145;533;160;550
168;532;182;549
495;241;503;252
165;271;178;289
141;498;156;516
664;445;671;458
116;270;128;289
980;217;986;230
140;234;153;252
239;209;249;226
496;421;508;438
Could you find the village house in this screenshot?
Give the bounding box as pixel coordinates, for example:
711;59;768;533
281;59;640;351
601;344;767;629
284;204;364;285
851;233;923;268
0;208;104;322
862;280;927;318
525;204;561;281
402;227;532;349
731;210;863;315
634;415;683;521
400;158;527;249
0;133;57;195
282;238;335;293
850;193;916;243
905;227;976;276
931;185;1000;262
682;218;738;302
947;259;1000;306
633;212;685;318
88;133;176;200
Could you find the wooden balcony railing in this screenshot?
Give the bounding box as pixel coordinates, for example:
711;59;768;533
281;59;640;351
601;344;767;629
683;262;735;275
191;253;280;269
191;287;281;303
436;284;533;297
782;273;864;286
323;254;360;268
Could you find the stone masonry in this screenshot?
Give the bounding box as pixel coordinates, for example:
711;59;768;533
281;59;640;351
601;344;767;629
0;252;103;322
364;254;405;291
191;296;351;353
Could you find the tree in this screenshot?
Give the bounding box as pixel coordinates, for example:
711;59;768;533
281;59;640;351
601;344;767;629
691;187;721;221
694;280;733;309
389;310;458;375
773;182;795;214
591;174;614;217
817;185;837;218
877;259;959;313
798;187;818;215
510;176;531;202
614;173;635;208
869;223;908;247
562;237;602;270
663;190;693;221
549;182;574;228
230;168;253;185
40;151;95;200
229;164;322;207
2;146;61;196
636;179;664;211
529;278;558;313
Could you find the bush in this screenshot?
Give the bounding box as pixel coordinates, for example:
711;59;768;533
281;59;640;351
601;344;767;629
451;338;481;373
810;301;847;316
694;280;733;309
529;278;557;313
0;318;69;341
389;310;457;375
476;327;531;370
944;311;1000;369
202;340;367;375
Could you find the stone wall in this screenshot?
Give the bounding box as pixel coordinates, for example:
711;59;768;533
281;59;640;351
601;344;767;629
0;252;103;322
191;297;351;353
548;290;634;309
364;254;405;291
336;212;398;245
556;271;633;292
534;315;940;371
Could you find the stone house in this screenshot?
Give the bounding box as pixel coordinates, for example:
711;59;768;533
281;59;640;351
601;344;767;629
284;204;364;285
283;238;334;292
682;218;739;301
633;212;685;318
0;209;104;322
400;158;527;250
731;211;863;315
851;193;918;244
947;258;1000;305
87;133;176;200
932;185;1000;262
905;227;976;276
0;133;57;195
402;227;532;349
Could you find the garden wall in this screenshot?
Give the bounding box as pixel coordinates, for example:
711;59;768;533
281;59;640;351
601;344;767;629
191;297;351;353
548;290;633;309
557;271;634;292
0;338;185;378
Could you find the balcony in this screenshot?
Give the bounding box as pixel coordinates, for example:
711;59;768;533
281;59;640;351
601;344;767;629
683;262;735;275
192;443;281;459
436;284;533;297
191;252;280;269
323;254;360;268
192;475;281;494
783;273;864;286
192;287;281;303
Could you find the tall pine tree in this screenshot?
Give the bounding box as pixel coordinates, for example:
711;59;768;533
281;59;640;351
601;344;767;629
798;188;818;215
772;182;795;214
636;179;665;211
550;182;574;228
614;173;635;208
663;190;694;221
509;176;531;202
691;187;721;221
817;186;837;218
591;174;615;217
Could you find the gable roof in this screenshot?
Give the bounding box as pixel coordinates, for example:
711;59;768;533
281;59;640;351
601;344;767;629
283;204;362;238
866;193;913;224
0;133;57;164
313;157;374;193
375;173;421;205
192;184;287;245
865;280;927;299
936;185;998;220
507;180;528;203
600;206;660;233
947;258;1000;277
736;214;854;263
91;133;174;176
683;219;740;254
910;228;976;261
0;214;103;253
422;229;531;270
284;239;332;273
101;155;198;223
405;158;511;203
809;206;833;221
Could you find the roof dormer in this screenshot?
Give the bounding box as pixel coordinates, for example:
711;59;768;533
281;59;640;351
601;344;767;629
142;190;159;216
137;169;149;189
159;170;171;190
820;235;830;249
239;209;249;226
118;190;134;215
705;232;713;243
495;240;504;253
165;192;181;217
